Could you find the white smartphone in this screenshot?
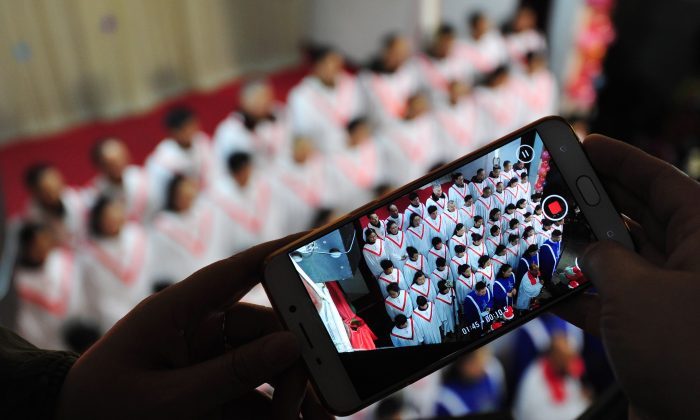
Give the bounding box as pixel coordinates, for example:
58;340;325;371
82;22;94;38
263;116;633;415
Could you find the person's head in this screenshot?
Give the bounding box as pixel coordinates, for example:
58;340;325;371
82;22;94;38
387;220;399;235
503;160;512;171
516;198;527;209
394;314;408;329
165;174;198;213
496;181;504;193
454;347;490;382
380;259;394;275
513;6;538;32
475;281;487;296
432;184;443;198
458;263;471;277
388;203;400;218
452;172;465;185
17;222;55;267
381;33;411;71
534;204;543;215
509;218;520;230
24;163;65;207
292;136;315;164
489;208;501;221
407;246;419;261
436;257;447;270
508;233;519;245
164;106;199;148
529;263;540;276
409;192;420;206
471;233;483;244
490;224;501;237
475;168;485;181
413;271;426;285
416;295;428;309
474;215;483;227
508;176;519;188
525;50;547;73
432;236;443;250
364;228;378;244
495;244;506;256
548;333;577;375
387;282;401;298
347;117;371;147
89;195;126;238
447;199;457;212
438;280;449;295
520;171;529;182
227;152;253;187
465;195;474;206
454;244;466;257
523;212;532;222
551;229;563;242
90;137;131;183
428;205;438;219
410;213;422;228
531;192;542;203
527;244;539;256
491;165;501;177
497;263;513;279
478;255;490;268
447;80;470;104
468;11;489;39
405;91;430;120
543;219;554;230
310;45;344;85
482;186;492;197
239;79;274;118
432;23;456;58
454;222;465;237
514;161;525;170
485;65;509;88
523;226;535;238
505;203;516;214
367;212;380;226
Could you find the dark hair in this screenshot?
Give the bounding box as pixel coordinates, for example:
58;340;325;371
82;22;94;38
524;212;532;218
416;296;428;307
465;194;473;201
506;203;516;211
516;198;527;207
427;205;438;214
503;160;511;166
508;234;519;243
454;244;466;254
489;208;501;220
409;192;419;201
89;195;115;237
438;280;448;293
24;163;52;190
386;220;397;231
475;281;487;291
164;106;195;131
17;222;48;265
89;138;110;166
380;259;394;270
509;219;520;229
478;255;490;268
431;237;443;247
413;270;425;283
226;152;252;174
436;257;446;268
497;263;512;279
410;213;421;224
347;116;368;134
308;44;336;64
490;225;500;235
165;174;186;212
523;226;535;238
471;233;483;241
474;215;483;222
552;229;563;237
436;23;455;37
386;282;400;294
364;228;377;240
382;32;401;50
495;244;507;254
468;11;485;28
406;246;418;257
453;223;465;236
394;314;408;327
543;219;554;227
452;172;463;181
527;244;539;254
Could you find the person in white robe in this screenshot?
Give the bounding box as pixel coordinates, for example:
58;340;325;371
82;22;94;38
442;200;461;239
500;161;517;186
377;259;407;299
448;173;470;210
449;223;469;256
467;233;487;271
474;186;496;222
492;182;507;214
146;107;214;207
435;280;459;335
485;166;502;194
514;199;529;223
474;255;496;293
505;6;547;67
505;177;521;208
437;81;486;152
430;258;452;289
505;234;523;269
425;185;448;214
469;169;488;201
412;297;444;345
288;47;364;153
384;220;408;269
14;223;86;350
213;80;290;170
385;283;414;321
490;245;509;277
426;237;450;275
501;203;519;233
404;192;426;223
510;51;558;123
362;229;388;278
456;12;508;75
518;172;533;204
385;203;408;231
521;226;539;252
391;315;423;347
455;264;476;311
363;212;387;240
406;214;432;256
459;195;477;230
449;244;468;282
469;216;486;240
485;224;503;256
81;196;154;331
515;264;543;312
424;206;449;248
527;193;543;215
403;247;427;286
409;271;437;305
486;208;503;238
473;67;526;138
417;24;472;106
537;219;555;247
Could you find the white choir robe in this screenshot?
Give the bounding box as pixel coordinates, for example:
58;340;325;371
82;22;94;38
362;238;389;278
82;223;154;330
23;189;87;248
449;254;468;283
402;255;427;285
442;208;461;239
208;175;289;257
377;268;408;299
383;114;445;186
15;248;84;350
518;181;532;204
459;204;477;230
484;177;501;197
359;63;421;127
511;71;558;122
435;292;459;334
475;264;496;293
468;224;486;240
505;29;547;67
448;183;470;211
515;273;543;310
492;191;507;214
504;186;521;208
328;139;386;213
84;165;156;222
148;199;217;283
391;318;423;347
448;234;468;257
384;231;408;268
385;289;414;321
416;53;472;105
424;214;449;244
426;246;449;277
430;267;452;288
213;108;290;171
467;243;487;271
436;97;486;152
473;83;526;139
406;223;432;256
490;254;509;279
474;196;496;221
455;274;477;310
385;213;408;232
520;235;539;253
404;203;426;222
146;134;214;207
537;227;554;247
412;302;444;345
275;156;332;233
455;32;508;75
425;195;447;214
485;233;502;256
409;279;437;306
363;220;387;240
505;243;522;269
288;73;364;153
514;207;528;223
469;180;488;203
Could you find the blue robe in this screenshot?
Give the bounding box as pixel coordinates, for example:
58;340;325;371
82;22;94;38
463;289;493;330
516;253;539;284
538;239;561;282
493;274;516;311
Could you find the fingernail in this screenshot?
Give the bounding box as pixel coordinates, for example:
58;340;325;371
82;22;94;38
264;332;301;370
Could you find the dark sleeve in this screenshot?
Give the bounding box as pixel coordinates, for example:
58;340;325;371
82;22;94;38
0;326;79;420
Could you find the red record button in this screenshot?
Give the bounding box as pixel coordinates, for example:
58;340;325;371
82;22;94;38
542;195;568;221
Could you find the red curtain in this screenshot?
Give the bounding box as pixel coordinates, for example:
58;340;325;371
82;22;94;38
326;281;377;350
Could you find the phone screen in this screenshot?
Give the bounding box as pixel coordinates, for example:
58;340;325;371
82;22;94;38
288;129;593;398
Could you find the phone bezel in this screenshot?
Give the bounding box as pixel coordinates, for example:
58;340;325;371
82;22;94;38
263;116;633;415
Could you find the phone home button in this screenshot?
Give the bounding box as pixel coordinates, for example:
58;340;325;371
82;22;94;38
576;176;600;206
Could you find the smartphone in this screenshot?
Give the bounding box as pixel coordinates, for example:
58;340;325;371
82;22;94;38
263;116;632;415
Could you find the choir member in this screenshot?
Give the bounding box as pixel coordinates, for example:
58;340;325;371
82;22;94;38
82;196;154;331
485;224;502;256
539;229;562;283
515;263;543;313
467;233;487;271
364;212;387;239
403;246;427;285
449;223;468;254
391;314;423;347
537;219;555;245
506;218;523;240
22;163;87;247
385;282;414;321
213;79;289;169
362;229;388;278
417;24;471;105
522;212;535;230
473;66;525;137
462;281;493;331
87;138;154;222
469;169;488;200
455;264;476;310
427;237;449;275
377;259;406;298
457;12;508;75
469;216;486;239
150;175;216;282
448;173;470;210
485;165;502;192
505;177;521;208
491;244;509;277
413;296;444;345
505;7;547;67
500;161;516;185
435;280;458;336
13;223;85;350
430;257;452;287
385;203;408;231
437;81;482;151
384;220;408;268
521;226;539;251
487;208;502;236
532;204;544;231
146;107;214;205
518;171;532;202
475;186;495;221
424;205;448;244
505;234;522;269
409;271;437;305
493;264;516;312
474;255;495;292
287;46;364;153
425;184;447;213
517;244;540;282
527;192;543;214
404;192;426;221
459;195;476;229
515;198;529;222
407;213;431;256
512;51;557;122
442;200;461;237
449;244;468;281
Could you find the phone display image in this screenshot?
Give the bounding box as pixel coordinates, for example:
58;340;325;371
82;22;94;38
289;129;592;353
